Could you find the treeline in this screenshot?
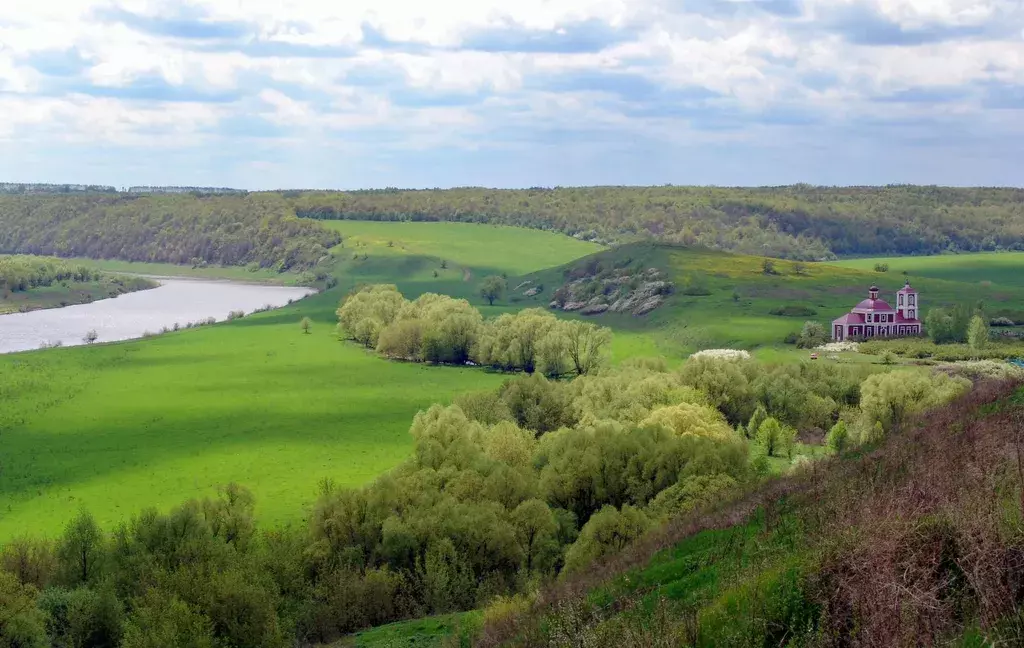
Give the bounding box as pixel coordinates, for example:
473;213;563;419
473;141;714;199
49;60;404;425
0;194;340;271
288;185;1024;260
0;183;117;194
0;256;105;292
0;354;972;647
337;285;612;376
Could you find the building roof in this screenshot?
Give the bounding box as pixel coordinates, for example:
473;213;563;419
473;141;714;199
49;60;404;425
854;298;894;311
895;313;921;324
897;282;918;294
869;285;879;292
833;312;865;325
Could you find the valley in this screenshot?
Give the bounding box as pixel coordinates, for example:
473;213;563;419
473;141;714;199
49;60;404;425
1;202;1023;648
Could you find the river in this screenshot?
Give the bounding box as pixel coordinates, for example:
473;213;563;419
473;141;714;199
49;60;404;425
0;277;315;354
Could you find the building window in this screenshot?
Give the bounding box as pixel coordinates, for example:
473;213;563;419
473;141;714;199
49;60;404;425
909;295;916;306
909;309;915;319
899;294;904;305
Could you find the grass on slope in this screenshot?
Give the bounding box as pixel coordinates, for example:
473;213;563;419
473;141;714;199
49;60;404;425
322;221;602;278
509;244;1024;358
832;251;1024;289
0;223;601;542
480;382;1024;647
333;612;480;648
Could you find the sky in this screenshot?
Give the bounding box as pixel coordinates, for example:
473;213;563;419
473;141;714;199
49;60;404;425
0;0;1022;189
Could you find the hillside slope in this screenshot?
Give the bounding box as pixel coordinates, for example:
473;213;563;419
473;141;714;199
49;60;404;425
0;193;340;270
479;380;1024;647
506;243;1024;355
289;185;1024;259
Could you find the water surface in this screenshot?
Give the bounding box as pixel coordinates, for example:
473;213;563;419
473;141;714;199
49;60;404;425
0;278;314;354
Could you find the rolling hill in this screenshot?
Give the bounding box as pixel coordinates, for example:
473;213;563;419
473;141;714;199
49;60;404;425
505;243;1024;357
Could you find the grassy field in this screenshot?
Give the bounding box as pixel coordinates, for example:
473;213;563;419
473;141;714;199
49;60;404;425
65;257;309;285
832;252;1024;289
0;223;600;541
509;244;1024;358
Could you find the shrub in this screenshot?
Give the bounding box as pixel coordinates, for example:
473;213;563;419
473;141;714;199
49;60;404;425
797;321;827;348
858;371;970;435
825;421;849;455
646;473;738;519
563;505;650;574
990;317;1015;327
755;417;796;458
769;305;817;318
226;310;245;321
639;403;734;441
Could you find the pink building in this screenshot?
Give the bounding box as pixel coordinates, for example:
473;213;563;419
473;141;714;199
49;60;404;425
832;282;922;341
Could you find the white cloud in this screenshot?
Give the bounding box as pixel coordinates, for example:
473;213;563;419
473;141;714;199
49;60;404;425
0;0;1020;186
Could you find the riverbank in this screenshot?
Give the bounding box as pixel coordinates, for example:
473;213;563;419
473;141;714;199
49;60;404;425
0;255;158;315
0;277;315;354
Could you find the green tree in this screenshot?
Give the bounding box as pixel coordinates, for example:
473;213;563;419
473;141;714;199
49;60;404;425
755;417;784;457
564;321;612;376
56;509;104;586
510;499;558;574
120;589;216;648
825;420;849;455
300;316;312;334
968;315;989;350
479;275;505;306
746;404;768;440
563;505;650;573
0;571;48;648
797;321;827;348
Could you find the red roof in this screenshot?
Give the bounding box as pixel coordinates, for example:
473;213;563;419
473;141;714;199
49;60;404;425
895;313;920;324
854;298;894;311
833;313;865;325
897;283;917;294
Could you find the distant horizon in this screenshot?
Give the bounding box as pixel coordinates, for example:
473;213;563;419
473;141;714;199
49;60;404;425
3;181;1024;193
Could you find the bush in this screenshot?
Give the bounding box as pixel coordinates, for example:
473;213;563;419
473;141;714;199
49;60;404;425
769;305;817;318
226;310;245;321
797;321;827;348
563;505;650;574
825;421;849;455
990;317;1016;327
755;417;796;458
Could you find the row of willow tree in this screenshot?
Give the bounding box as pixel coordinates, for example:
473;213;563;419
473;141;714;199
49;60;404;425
288;185;1024;260
337;285;613;377
0;194;340;271
0;339;973;647
0;255;106;292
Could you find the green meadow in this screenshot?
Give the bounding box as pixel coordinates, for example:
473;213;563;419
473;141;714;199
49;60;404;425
832;251;1024;289
0;223;600;541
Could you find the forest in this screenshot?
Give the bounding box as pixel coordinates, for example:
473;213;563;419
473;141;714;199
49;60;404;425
1;186;1022;269
289;185;1024;260
0;194;340;271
